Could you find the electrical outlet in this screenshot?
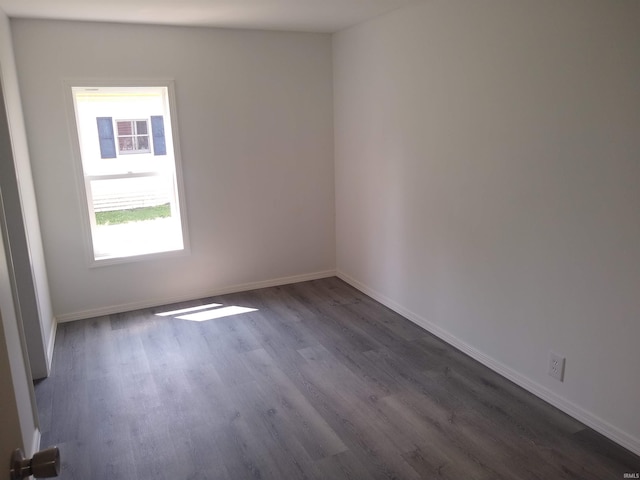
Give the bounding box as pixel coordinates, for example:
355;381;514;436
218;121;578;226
548;352;565;381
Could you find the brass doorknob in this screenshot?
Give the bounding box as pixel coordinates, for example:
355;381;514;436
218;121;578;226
10;447;60;479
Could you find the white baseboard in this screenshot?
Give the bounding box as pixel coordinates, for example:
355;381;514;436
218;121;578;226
55;269;336;323
44;317;56;376
337;270;640;457
30;427;41;457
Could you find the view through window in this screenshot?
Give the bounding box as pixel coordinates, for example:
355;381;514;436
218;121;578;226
70;84;187;263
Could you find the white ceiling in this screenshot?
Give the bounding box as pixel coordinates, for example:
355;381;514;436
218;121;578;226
0;0;418;33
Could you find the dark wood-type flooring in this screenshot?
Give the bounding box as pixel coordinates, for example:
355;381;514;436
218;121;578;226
35;277;640;479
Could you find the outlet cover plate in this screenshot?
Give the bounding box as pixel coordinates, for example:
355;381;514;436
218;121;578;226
548;352;565;381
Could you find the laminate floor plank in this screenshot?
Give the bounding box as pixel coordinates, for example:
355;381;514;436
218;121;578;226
115;324;153;375
381;390;521;479
297;344;387;407
54;441;92;480
400;444;495;480
422;364;619;479
128;404;184;480
241;348;349;460
84;316;118;376
293;351;423;479
85;418;136;480
307;309;382;355
200;325;257;389
181;362;240;429
296;278;364;306
425;366;587;458
252;338;422;479
255;286;317;323
314;449;385;480
418;334;586;435
215;415;288;480
340;304;446;371
340;296;429;343
49;365;90;444
178;426;232;480
36;278;640;479
228;379;328;480
318;336;401;399
236;295;319;353
574;428;640;471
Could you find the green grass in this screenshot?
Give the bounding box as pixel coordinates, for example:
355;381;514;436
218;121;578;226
95;203;171;225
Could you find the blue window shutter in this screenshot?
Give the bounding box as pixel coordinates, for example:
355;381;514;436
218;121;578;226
96;117;116;158
151;116;166;156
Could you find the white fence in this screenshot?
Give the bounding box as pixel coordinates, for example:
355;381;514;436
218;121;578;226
91;177;172;212
93;192;170;212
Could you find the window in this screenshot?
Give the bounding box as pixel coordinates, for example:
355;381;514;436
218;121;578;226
116;119;150;154
68;81;188;264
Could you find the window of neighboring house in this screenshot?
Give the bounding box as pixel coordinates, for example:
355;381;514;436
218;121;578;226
68;82;188;264
116;119;150;154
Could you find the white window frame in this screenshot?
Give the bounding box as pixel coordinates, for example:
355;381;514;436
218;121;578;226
64;78;190;267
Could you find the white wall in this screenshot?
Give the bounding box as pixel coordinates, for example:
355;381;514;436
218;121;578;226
10;19;335;320
0;11;55;379
334;0;640;454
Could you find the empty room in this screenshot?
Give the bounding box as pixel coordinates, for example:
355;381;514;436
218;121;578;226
0;0;639;479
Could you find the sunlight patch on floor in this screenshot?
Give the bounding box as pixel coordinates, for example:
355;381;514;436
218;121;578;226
155;303;257;321
155;303;222;316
